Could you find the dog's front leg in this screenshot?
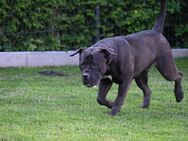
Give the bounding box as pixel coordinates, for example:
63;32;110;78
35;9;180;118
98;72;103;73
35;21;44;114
111;79;132;116
97;78;114;109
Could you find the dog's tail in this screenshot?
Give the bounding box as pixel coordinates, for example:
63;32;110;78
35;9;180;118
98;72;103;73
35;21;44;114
152;0;167;33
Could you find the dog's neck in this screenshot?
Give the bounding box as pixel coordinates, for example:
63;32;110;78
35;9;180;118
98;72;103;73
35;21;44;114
104;54;116;77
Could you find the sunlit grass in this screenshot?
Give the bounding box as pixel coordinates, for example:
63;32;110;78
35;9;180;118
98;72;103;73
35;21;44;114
0;58;187;141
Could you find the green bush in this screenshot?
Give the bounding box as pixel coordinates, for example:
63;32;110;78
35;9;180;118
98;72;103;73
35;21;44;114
0;0;187;51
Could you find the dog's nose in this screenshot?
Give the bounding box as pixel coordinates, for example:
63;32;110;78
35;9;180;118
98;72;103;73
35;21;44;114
83;73;90;80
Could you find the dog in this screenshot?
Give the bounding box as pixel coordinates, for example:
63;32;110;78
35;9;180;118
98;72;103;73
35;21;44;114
70;0;184;116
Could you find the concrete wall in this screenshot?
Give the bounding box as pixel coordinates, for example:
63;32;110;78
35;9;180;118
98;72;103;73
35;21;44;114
172;49;188;58
0;51;79;67
0;49;187;67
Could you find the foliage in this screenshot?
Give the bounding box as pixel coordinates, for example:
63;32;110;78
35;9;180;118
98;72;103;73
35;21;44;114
0;0;187;51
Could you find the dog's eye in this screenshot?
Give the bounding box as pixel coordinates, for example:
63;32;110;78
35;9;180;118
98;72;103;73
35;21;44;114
91;61;99;70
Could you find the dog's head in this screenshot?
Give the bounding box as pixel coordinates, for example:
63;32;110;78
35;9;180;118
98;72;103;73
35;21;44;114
70;47;116;87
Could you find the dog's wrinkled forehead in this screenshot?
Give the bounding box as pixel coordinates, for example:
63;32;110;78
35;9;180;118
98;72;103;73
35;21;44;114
80;48;101;63
80;49;91;62
81;48;92;58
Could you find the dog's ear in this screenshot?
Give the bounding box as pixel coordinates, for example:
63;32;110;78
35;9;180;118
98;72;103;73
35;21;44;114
70;48;83;57
97;48;116;66
98;48;116;58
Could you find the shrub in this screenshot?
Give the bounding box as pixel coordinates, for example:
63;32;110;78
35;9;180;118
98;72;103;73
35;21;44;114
0;0;187;51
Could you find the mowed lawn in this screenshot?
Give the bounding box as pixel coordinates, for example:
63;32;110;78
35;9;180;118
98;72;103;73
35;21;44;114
0;58;187;141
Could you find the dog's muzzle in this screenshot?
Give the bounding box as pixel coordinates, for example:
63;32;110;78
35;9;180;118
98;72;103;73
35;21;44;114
82;73;100;87
82;73;92;87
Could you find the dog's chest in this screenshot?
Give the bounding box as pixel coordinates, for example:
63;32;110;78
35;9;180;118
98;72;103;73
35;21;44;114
105;69;123;84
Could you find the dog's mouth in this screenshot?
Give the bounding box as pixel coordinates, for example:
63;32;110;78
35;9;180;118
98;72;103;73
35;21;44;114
83;80;96;88
85;83;94;87
83;78;100;88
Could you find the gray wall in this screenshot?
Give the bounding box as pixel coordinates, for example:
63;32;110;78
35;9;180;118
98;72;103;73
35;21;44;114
0;49;187;67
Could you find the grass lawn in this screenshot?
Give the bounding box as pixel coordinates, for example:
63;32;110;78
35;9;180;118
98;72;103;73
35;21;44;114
0;58;187;141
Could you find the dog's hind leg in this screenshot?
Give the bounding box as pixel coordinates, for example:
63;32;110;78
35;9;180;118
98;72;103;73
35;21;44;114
97;78;114;109
135;70;152;108
174;71;184;102
156;48;184;102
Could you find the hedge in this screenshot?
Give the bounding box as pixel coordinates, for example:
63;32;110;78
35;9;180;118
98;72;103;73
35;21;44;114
0;0;187;51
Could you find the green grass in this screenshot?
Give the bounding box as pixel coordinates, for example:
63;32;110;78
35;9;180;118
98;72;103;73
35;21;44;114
0;58;188;141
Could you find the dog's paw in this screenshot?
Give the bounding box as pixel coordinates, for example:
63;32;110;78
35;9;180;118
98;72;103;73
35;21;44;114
174;89;184;103
110;107;120;116
108;101;115;109
141;104;149;109
141;96;150;108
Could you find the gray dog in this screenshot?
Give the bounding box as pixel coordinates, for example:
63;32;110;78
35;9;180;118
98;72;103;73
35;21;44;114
71;0;184;116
